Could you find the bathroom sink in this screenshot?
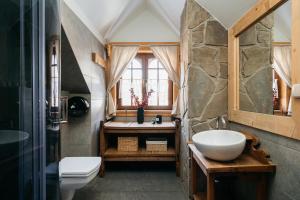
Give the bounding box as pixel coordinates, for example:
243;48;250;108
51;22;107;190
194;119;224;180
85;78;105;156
0;130;30;160
192;130;246;161
0;130;29;145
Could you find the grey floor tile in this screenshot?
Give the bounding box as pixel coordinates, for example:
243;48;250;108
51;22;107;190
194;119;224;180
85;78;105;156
73;168;187;200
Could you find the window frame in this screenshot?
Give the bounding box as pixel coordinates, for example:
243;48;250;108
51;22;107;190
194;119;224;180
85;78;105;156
117;53;173;110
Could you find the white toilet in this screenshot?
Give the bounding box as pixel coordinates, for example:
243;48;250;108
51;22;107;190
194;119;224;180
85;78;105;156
59;157;102;200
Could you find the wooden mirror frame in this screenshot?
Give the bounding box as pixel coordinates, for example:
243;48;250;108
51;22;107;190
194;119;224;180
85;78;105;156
228;0;300;140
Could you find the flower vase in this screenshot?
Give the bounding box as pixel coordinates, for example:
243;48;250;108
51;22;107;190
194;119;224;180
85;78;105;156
137;107;144;124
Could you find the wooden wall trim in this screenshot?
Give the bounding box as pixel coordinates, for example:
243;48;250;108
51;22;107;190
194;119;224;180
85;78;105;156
92;52;106;68
228;0;300;140
108;42;179;46
291;0;300;139
231;0;287;36
272;42;291;46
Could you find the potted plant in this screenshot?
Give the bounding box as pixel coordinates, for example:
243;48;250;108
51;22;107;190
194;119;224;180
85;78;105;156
130;88;154;124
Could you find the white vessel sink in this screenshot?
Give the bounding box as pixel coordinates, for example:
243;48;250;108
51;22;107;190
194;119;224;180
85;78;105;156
192;130;246;161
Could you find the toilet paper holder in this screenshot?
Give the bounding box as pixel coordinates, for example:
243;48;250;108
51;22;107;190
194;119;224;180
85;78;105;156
292;84;300;98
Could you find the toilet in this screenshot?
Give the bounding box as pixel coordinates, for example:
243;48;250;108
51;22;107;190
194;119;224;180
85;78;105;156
59;157;101;200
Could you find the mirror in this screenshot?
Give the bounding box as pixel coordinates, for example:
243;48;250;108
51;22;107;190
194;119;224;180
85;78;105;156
238;0;292;116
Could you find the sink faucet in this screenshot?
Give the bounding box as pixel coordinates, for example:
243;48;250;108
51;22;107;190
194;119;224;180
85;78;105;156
216;116;228;129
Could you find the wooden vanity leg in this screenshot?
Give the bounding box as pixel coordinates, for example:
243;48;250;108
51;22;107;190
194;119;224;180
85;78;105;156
256;174;267;200
207;174;215;200
99;160;105;177
99;121;105;177
176;161;180;177
175;119;180;177
191;157;198;196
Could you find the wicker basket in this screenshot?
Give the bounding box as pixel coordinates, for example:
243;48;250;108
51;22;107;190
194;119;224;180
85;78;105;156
118;137;138;152
146;140;167;152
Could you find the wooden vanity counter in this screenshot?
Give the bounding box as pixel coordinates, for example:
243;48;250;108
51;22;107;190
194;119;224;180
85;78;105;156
189;134;276;200
99;120;180;176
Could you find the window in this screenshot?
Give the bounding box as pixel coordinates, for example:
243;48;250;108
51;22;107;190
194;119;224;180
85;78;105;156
117;54;172;110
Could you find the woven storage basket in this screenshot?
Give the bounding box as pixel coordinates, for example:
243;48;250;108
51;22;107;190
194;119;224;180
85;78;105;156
146;140;167;152
118;137;138;152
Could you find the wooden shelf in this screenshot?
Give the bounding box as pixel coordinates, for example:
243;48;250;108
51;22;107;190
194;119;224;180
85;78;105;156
104;147;176;158
189;132;276;200
99;120;181;176
189;144;275;174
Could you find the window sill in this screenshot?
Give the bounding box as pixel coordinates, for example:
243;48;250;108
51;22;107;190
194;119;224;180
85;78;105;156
116;110;172;117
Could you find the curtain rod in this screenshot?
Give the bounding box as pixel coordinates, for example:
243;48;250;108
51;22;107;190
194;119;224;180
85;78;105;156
272;42;291;46
107;42;179;47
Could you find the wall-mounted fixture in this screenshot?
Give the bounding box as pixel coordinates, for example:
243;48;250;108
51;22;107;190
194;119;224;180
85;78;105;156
68;96;90;117
292;84;300;98
60;96;68;123
48;37;61;124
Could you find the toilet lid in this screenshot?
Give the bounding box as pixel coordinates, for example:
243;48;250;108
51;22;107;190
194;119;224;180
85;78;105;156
59;157;101;178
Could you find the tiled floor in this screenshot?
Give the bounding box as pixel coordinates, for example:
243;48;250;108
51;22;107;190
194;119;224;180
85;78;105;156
73;165;187;200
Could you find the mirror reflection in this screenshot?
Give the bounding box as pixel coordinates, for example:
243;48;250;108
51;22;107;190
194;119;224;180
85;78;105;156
239;0;292;116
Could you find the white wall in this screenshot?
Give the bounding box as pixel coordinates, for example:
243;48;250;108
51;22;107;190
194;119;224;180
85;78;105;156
273;0;291;42
62;3;106;156
110;6;179;42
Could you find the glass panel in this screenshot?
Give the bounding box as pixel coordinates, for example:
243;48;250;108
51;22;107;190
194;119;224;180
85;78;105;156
238;0;291;116
132;80;143;104
46;0;61;199
148;80;158;106
159;80;169;106
120;80;131;106
159;62;165;69
0;0;59;199
122;69;131;79
132;58;142;68
132;69;142;79
159;69;168;79
148;69;157;80
149;58;158;69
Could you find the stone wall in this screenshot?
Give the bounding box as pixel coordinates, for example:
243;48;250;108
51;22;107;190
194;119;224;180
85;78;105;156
239;14;274;114
179;0;228;196
230;123;300;200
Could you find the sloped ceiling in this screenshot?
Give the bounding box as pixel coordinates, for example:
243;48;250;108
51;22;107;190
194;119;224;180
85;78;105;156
194;0;257;28
63;0;291;44
273;0;291;42
109;2;179;42
64;0;185;43
61;28;90;93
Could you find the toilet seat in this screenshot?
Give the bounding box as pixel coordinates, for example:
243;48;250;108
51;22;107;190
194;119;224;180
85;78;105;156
59;157;101;200
59;157;101;178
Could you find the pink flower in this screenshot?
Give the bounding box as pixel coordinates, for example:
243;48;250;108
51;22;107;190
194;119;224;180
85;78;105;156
130;88;154;108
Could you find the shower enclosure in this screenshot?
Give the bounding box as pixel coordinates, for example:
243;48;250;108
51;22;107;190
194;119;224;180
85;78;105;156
0;0;61;199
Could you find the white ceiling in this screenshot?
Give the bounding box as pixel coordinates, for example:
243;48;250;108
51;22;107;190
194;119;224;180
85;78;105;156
63;0;275;44
194;0;257;28
109;3;179;42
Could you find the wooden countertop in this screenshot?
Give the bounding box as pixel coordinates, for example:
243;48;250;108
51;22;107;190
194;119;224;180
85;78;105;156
189;143;276;174
104;121;176;129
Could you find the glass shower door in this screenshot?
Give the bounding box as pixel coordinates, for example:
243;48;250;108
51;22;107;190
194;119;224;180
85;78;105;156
0;0;61;199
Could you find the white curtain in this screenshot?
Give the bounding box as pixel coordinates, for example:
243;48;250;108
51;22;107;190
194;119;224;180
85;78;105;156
150;46;180;116
272;46;292;115
106;46;139;118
